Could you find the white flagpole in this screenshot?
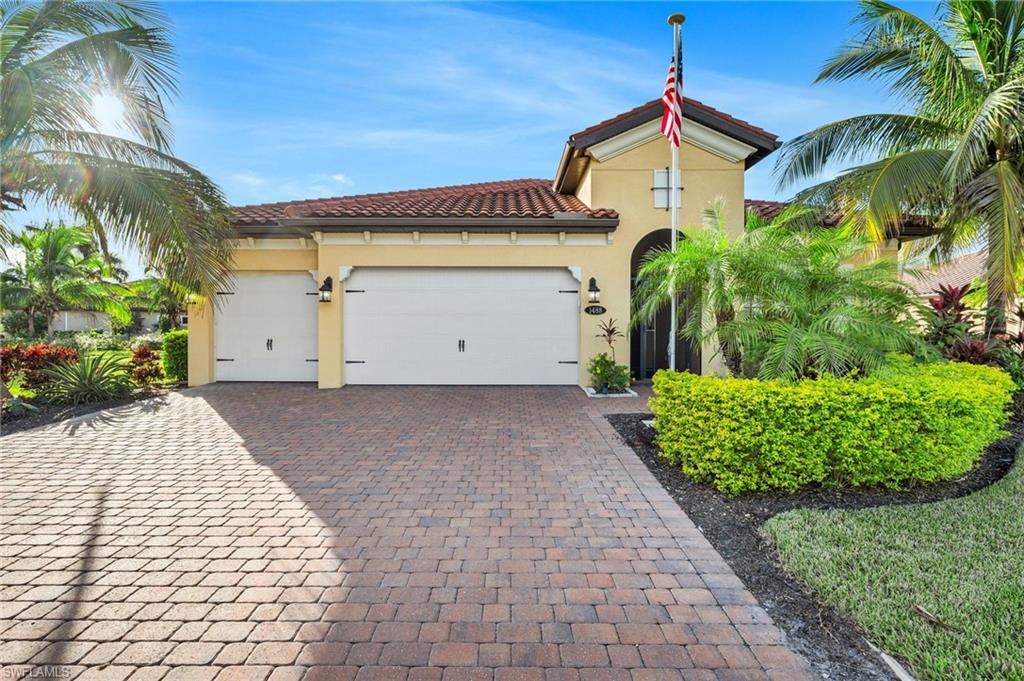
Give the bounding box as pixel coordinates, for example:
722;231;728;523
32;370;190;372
668;13;684;372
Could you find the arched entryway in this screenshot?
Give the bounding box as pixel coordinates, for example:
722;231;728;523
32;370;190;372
630;230;700;379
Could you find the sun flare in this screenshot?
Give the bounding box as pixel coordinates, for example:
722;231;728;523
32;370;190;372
91;91;125;134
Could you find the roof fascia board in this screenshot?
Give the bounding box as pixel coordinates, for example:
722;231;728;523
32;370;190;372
588;118;757;164
235;216;619;237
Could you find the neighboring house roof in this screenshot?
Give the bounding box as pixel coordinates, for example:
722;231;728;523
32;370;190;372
568;97;780;166
904;250;986;296
745;199;935;239
232;179;619;235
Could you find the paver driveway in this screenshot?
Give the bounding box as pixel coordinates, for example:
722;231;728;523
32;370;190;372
1;385;811;681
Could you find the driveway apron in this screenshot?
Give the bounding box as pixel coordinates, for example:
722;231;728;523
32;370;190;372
1;384;812;681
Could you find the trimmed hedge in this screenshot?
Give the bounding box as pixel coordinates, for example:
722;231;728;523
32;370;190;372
650;357;1013;495
162;329;188;383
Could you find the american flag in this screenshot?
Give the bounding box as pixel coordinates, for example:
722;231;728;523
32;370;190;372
660;53;683;147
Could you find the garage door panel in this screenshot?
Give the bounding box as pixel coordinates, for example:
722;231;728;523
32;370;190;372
214;272;318;382
343;268;579;385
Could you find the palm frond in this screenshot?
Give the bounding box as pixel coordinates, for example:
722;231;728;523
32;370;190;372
774;113;953;188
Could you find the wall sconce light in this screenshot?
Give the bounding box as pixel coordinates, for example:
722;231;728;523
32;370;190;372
318;276;333;303
588;277;600;304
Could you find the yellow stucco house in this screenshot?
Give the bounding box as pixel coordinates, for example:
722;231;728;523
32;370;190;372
187;97;784;388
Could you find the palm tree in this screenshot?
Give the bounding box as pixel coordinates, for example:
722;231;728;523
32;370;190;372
1;223;130;339
130;272;193;330
632;200;746;375
631;200;916;380
1;0;233;296
775;0;1024;335
723;228;918;381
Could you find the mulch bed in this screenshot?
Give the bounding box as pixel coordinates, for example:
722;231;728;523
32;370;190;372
608;412;1023;681
1;387;178;437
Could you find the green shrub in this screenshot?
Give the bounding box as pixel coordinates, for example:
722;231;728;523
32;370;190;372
162;329;188;383
52;330;129;354
587;353;630;393
130;332;164;352
650;357;1013;495
1;310;47;338
2;396;39;417
39;354;131;404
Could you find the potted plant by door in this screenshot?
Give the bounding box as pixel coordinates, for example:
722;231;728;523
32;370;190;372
584;319;637;397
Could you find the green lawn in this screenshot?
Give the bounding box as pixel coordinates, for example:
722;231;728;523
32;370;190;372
764;450;1024;681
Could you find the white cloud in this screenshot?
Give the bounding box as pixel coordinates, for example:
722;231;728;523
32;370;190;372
225;171;361;205
229;172;268;187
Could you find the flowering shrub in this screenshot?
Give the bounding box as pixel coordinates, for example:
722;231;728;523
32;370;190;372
1;343;79;388
130;346;163;386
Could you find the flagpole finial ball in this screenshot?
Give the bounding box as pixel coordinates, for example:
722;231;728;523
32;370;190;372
667;13;686;26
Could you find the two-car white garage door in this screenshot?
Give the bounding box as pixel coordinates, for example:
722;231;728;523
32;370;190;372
214;268;580;385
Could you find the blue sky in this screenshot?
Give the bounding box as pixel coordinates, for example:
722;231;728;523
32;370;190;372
16;1;931;271
162;1;915;205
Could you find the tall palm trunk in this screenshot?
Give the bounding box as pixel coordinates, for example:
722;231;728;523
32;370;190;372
26;308;35;337
714;307;743;376
985;239;1007;337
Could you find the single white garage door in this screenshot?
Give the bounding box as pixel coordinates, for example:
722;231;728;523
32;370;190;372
344;268;580;385
214;272;318;382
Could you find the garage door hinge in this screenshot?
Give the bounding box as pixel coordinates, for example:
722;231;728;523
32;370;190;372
216;358;235;362
305;359;318;362
345;360;366;364
215;291;234;295
558;360;578;364
345;289;365;293
558;290;579;294
305;292;318;296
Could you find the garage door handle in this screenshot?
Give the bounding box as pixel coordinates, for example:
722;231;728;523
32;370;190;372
458;339;465;352
266;338;273;351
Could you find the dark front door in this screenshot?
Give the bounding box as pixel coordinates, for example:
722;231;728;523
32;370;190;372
629;230;700;379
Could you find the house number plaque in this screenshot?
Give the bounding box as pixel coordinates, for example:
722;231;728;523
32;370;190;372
584;304;607;316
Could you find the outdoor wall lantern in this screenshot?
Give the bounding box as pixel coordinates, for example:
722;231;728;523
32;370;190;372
588;277;601;304
318;276;333;303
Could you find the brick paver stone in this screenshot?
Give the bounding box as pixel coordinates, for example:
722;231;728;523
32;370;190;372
0;385;811;680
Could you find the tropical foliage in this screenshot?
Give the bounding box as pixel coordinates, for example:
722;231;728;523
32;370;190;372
595;318;624;361
130;273;192;330
39;352;131;404
922;283;1005;364
0;0;232;296
632;201;918;381
0;223;129;338
775;0;1024;334
0;342;78;388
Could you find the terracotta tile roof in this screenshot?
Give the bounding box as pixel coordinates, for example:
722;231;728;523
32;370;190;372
745;199;934;237
571;97;778;146
904;250;986;296
232;179;617;226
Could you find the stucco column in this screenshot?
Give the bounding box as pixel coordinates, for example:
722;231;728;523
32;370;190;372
317;264;350;389
187;300;214;386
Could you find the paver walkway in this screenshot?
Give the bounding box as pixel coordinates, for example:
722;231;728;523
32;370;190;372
1;385;812;681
